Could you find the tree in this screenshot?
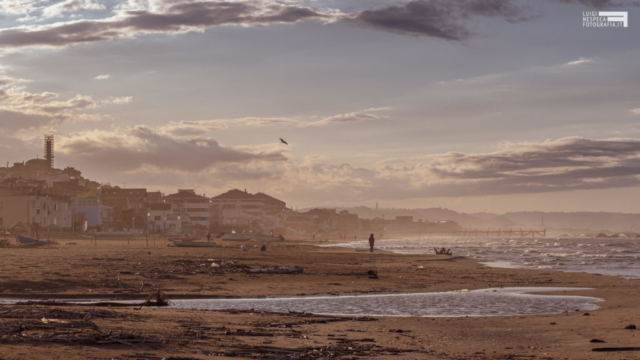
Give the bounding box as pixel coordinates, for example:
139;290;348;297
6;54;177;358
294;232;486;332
63;167;82;178
74;191;98;199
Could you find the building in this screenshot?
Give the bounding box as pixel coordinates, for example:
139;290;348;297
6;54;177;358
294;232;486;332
100;188;148;211
52;179;87;199
147;203;181;233
253;192;286;215
146;191;163;204
0;188;72;231
164;189;210;230
210;189;266;228
72;198;113;230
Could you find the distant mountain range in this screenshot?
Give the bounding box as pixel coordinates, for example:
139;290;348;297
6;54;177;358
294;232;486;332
336;207;640;233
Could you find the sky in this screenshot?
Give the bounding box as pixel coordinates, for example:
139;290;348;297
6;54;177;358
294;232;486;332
1;0;640;213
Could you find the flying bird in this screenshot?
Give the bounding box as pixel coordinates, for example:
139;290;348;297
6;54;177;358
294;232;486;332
279;138;288;145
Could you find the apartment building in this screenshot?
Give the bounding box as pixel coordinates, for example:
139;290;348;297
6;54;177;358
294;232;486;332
164;189;210;229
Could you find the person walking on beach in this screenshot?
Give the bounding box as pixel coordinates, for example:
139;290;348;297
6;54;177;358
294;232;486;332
369;233;375;253
206;232;211;242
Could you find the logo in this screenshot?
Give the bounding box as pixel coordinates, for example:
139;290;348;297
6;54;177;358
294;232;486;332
583;11;628;28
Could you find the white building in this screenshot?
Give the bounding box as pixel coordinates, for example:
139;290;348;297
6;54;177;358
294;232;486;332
164;189;210;230
210;189;265;227
210;189;287;230
147;202;181;232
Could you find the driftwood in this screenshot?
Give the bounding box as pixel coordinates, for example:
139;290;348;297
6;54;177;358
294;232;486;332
246;266;303;274
434;247;452;255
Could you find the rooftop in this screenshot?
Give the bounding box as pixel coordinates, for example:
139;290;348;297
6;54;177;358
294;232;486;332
254;192;286;205
100;188;147;198
165;190;208;200
211;189;262;201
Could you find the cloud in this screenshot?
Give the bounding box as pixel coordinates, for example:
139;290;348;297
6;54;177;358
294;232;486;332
0;0;340;49
159;108;390;136
0;0;48;16
564;57;593;66
0;75;131;134
48;132;640;203
630;108;640;115
42;0;106;19
58;125;288;173
303;111;384;127
261;137;640;202
94;74;109;80
351;0;534;41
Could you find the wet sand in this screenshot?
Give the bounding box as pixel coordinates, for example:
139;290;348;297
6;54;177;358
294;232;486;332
0;237;638;359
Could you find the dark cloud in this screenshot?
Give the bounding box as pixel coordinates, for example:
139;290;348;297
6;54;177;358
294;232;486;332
368;137;640;199
0;1;335;48
352;0;534;41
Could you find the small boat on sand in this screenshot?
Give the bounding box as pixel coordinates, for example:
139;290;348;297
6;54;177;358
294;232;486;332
171;240;216;248
168;237;201;242
221;232;254;241
254;235;285;242
16;235;48;246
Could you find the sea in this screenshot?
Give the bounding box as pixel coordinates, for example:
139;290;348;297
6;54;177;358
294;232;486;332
329;236;640;280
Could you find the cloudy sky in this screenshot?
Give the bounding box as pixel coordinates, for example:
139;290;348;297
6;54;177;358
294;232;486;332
1;0;639;213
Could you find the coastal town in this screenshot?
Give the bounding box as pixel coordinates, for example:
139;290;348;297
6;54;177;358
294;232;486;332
0;135;462;240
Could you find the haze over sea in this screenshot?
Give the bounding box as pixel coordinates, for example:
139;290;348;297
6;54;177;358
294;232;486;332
332;236;640;280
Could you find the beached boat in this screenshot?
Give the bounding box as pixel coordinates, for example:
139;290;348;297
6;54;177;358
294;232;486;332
254;235;285;242
221;232;254;241
16;235;48;246
171;240;216;248
168;237;201;242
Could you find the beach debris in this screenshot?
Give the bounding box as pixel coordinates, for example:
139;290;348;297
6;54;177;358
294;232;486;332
625;324;636;329
590;339;606;343
247;266;303;274
550;322;556;325
367;270;378;279
416;266;425;270
434;247;452;255
593;347;640;352
260;245;267;251
241;245;249;252
143;289;169;307
583;313;591;316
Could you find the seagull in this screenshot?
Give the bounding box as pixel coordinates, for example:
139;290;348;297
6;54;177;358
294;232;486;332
279;138;288;145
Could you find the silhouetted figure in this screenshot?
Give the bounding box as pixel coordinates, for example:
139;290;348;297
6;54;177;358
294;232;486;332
279;138;288;145
368;233;375;253
206;232;211;242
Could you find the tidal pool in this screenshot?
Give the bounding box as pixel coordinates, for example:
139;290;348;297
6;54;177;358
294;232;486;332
1;288;602;317
167;287;602;317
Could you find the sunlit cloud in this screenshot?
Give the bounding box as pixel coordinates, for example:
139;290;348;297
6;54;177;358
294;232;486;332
564;57;593;66
159;108;391;136
0;75;131;134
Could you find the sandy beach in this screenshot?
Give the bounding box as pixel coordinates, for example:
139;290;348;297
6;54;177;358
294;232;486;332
0;237;638;359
